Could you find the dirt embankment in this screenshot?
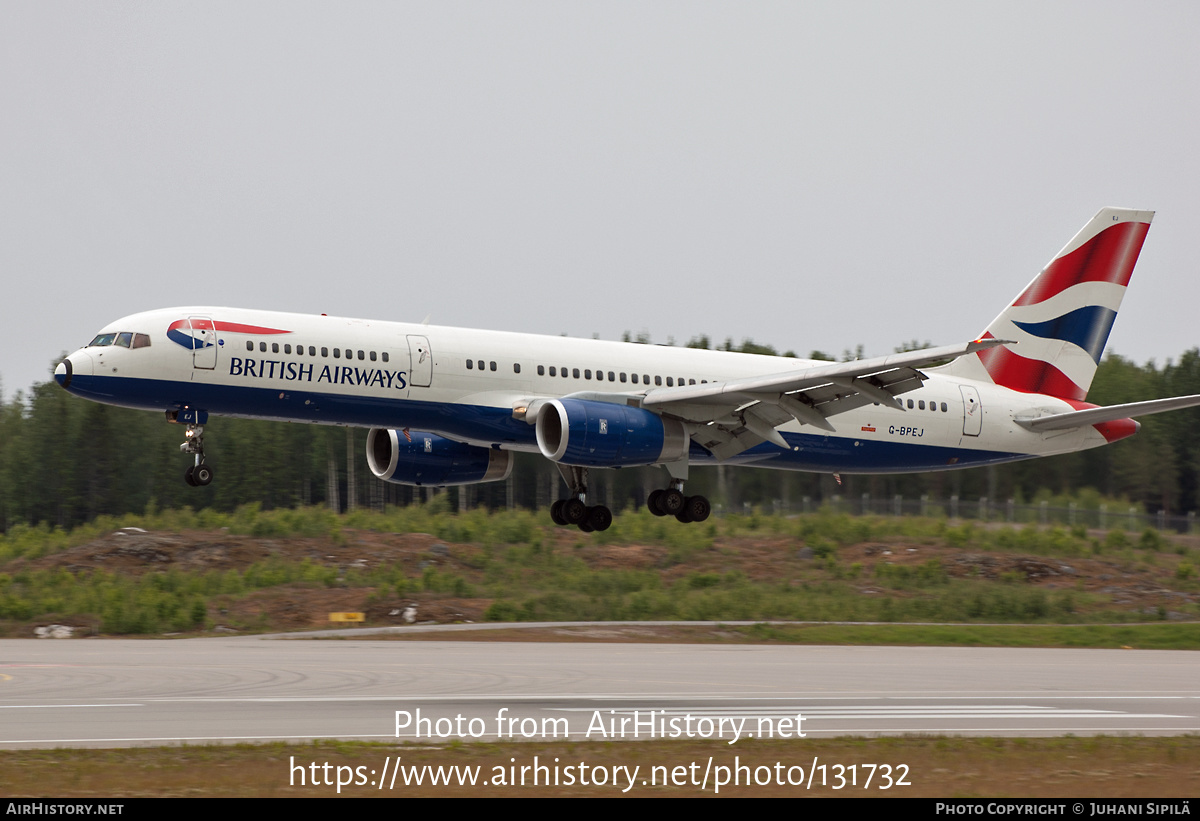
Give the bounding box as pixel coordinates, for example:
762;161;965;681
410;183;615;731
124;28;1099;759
17;525;1199;634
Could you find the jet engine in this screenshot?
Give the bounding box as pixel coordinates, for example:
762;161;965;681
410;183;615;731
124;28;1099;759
534;399;688;467
366;428;513;486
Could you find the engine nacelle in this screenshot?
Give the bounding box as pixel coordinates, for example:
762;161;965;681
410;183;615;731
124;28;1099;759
534;398;689;467
366;428;513;487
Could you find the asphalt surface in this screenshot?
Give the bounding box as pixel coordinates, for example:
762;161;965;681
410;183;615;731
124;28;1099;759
1;630;1197;748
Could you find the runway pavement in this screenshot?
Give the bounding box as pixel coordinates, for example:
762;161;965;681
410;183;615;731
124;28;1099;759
1;631;1197;748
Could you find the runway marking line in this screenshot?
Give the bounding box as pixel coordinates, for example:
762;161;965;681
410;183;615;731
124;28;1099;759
0;704;142;709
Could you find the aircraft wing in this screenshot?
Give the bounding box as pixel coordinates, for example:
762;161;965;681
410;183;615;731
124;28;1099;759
640;338;1009;460
1015;394;1200;431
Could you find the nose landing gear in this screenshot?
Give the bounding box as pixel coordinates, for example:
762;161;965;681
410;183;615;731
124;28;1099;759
180;423;213;487
168;410;213;488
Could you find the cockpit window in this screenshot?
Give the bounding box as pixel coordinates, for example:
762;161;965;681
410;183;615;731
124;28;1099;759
88;332;151;349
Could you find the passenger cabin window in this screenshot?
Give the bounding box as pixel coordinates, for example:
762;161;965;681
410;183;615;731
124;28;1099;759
467;359;473;369
514;363;521;373
260;342;267;352
246;341;254;351
538;365;545;375
370;351;376;361
333;348;341;358
382;352;388;362
490;361;496;371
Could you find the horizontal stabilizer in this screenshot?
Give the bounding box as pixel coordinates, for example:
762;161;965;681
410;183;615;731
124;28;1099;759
1017;394;1200;431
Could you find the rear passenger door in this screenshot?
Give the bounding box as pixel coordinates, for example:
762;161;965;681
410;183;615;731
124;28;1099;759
959;385;982;436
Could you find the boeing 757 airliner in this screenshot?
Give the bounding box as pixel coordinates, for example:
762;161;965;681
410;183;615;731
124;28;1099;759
55;208;1200;531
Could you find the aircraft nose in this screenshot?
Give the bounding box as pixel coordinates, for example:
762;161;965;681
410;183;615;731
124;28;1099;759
55;359;72;389
56;351;93;391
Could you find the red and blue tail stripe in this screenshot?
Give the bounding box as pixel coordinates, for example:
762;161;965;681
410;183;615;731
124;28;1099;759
943;208;1154;401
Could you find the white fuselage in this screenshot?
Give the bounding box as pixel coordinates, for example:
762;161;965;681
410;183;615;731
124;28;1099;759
57;306;1114;475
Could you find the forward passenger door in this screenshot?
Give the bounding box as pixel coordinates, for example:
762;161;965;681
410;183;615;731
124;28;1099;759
408;335;432;387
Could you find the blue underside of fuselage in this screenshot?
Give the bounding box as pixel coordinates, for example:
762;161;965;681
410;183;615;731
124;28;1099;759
62;374;1030;474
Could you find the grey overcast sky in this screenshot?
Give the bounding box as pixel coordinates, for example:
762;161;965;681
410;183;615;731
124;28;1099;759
2;2;1198;398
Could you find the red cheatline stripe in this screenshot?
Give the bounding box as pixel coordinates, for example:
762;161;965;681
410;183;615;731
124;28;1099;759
171;319;292;334
1013;221;1149;307
212;321;292;334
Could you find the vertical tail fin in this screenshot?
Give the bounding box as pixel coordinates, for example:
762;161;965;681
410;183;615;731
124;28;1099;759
941;207;1153;400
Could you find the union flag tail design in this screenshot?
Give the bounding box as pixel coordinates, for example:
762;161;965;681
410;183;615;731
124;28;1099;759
942;208;1153;401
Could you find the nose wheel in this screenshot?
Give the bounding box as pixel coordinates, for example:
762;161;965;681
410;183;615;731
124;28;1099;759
185;462;213;487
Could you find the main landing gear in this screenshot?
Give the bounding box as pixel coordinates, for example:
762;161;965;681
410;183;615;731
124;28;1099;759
550;465;612;532
548;465;711;530
647;480;711;524
180;423;213;487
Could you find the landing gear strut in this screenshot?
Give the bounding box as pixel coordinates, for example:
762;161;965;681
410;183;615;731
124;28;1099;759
180;424;213;487
647;477;710;524
550;465;612;532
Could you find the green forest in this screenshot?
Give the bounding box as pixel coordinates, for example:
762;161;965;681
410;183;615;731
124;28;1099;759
3;343;1200;534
